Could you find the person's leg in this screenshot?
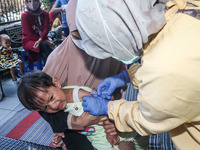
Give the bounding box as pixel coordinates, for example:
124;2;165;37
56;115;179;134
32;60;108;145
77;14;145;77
10;68;16;81
62;27;69;37
39;41;53;64
18;61;24;75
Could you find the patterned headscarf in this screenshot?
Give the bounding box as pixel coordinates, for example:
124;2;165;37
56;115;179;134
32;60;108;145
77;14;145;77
76;0;166;62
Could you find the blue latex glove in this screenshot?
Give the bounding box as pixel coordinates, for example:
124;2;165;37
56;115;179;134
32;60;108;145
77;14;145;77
97;70;130;99
82;96;110;116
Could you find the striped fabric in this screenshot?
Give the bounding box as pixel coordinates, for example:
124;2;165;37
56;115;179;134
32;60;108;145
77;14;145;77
123;83;176;150
0;108;54;147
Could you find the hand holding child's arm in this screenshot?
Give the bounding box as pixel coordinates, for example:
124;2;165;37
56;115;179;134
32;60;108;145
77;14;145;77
70;112;104;130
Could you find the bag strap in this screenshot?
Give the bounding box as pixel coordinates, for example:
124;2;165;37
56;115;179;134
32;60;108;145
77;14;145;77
165;0;200;21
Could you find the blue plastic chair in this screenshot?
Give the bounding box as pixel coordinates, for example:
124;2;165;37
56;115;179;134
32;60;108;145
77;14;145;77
21;49;43;73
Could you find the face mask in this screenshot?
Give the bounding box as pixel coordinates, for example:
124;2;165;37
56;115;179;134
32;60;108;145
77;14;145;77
94;0;141;64
28;1;40;11
112;55;140;65
72;38;84;50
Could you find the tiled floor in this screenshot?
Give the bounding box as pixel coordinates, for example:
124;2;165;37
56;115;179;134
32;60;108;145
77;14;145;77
0;75;25;126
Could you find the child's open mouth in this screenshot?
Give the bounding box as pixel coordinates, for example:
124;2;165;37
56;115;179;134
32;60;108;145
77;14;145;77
58;102;63;111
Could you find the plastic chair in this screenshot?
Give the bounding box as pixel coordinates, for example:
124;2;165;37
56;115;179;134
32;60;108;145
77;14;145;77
21;49;43;73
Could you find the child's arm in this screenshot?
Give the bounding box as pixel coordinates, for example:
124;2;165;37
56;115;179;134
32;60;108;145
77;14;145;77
67;89;104;130
103;119;120;146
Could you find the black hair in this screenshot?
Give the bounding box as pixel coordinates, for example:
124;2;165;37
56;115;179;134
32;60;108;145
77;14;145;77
17;71;55;111
55;11;61;17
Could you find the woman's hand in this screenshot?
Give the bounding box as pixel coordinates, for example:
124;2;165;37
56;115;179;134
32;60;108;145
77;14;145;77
80;112;105;128
33;38;42;49
52;132;67;150
82;96;110;116
97;70;130;99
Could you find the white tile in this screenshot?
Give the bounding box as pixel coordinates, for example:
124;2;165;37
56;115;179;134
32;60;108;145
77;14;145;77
3;85;18;97
13;103;25;111
0;97;20;110
0;110;17;126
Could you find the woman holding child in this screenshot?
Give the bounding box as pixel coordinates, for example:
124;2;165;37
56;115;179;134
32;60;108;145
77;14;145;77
32;0;130;149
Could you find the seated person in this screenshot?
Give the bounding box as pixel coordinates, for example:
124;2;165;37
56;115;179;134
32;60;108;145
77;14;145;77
0;34;24;84
49;0;56;26
17;71;149;150
51;11;63;39
21;0;54;64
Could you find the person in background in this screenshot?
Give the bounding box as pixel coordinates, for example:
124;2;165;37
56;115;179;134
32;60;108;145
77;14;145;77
51;12;61;31
77;0;200;149
51;0;69;37
49;0;56;26
0;34;24;84
21;0;54;64
51;11;62;39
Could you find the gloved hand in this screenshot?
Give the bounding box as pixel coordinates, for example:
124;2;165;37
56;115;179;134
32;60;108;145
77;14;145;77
82;96;110;116
97;70;130;99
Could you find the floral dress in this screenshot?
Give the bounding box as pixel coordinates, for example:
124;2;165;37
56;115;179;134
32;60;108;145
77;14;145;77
0;46;19;69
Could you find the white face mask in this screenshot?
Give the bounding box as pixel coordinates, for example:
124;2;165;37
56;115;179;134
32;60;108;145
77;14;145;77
28;1;40;11
112;55;140;65
72;37;84;50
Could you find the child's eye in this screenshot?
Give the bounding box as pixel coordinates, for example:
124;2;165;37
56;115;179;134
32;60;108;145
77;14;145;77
43;106;48;112
50;95;53;101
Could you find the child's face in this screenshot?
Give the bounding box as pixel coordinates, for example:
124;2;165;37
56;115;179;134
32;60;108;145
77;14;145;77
36;85;67;113
1;36;11;49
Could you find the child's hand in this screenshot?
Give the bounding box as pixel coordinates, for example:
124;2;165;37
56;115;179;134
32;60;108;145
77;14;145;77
106;132;120;147
103;119;118;136
52;132;67;150
103;119;120;146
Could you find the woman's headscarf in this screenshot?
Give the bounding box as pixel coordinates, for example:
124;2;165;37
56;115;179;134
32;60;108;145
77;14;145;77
76;0;166;64
43;0;125;89
26;0;43;15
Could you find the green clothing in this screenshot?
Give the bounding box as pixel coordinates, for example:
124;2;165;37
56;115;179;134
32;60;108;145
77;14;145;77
63;86;148;150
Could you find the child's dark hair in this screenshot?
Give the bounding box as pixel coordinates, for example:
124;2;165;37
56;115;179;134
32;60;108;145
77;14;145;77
55;11;61;17
17;71;55;111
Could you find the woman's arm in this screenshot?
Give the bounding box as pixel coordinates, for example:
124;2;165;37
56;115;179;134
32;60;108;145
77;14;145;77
40;11;50;40
51;4;64;14
21;12;39;40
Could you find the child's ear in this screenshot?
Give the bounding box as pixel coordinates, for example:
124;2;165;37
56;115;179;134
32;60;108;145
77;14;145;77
52;77;61;88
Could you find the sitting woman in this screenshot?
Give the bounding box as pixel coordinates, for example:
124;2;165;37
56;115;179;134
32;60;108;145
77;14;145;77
21;0;54;64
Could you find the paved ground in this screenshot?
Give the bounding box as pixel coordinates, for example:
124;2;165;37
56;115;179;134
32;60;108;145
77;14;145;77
0;75;24;127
